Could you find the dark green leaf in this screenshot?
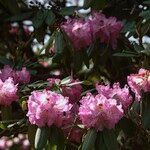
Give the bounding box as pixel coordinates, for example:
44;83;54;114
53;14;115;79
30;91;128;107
1;106;12;121
142;92;150;129
83;50;90;69
103;129;118;150
0;0;19;14
0;57;13;65
35;127;48;150
134;43;144;52
118;117;136;137
28;124;37;149
6;12;33;22
49;126;65;150
60;6;81;16
45;10;56;25
61;76;72;85
143;0;150;4
84;0;107;9
122;20;135;33
54;31;64;54
95;132;107;150
82;129;97;150
140;10;150;20
113;53;139;57
32;10;48;28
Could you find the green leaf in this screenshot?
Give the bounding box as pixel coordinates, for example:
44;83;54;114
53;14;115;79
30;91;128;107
60;6;81;16
45;10;56;25
143;0;150;4
83;50;90;69
140;10;150;20
118;117;136;137
54;31;64;54
1;105;12;121
142;92;150;129
82;129;97;150
49;126;65;150
61;76;72;85
6;12;33;22
122;20;135;33
32;10;48;29
28;124;37;149
0;57;13;65
113;52;139;57
134;43;144;52
35;127;49;150
0;0;19;14
84;0;107;10
103;129;119;150
82;80;92;85
95;132;107;150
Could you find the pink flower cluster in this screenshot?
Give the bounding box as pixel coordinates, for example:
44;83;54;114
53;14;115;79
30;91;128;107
79;83;132;131
127;68;150;101
0;65;30;84
96;83;133;110
79;93;123;131
0;78;18;106
27;90;72;127
0;134;30;150
47;78;82;104
61;80;82;104
61;12;123;50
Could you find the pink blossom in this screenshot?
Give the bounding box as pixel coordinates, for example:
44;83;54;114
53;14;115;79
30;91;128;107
79;93;123;131
27;90;72;127
127;68;150;101
0;65;15;82
0;78;18;106
0;65;30;84
61;79;82;104
61;12;123;50
61;18;93;50
15;67;30;84
0;138;6;150
63;127;83;143
47;78;61;87
96;83;132;110
47;78;82;104
62;104;83;143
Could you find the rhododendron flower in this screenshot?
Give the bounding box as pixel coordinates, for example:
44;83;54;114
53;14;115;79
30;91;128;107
127;68;150;101
0;78;18;106
0;65;30;84
27;90;72;127
0;65;15;82
61;12;123;50
62;104;83;143
63;127;83;143
47;78;82;104
89;12;123;49
96;83;132;110
61;19;93;50
79;93;123;131
61;79;82;104
47;78;61;87
16;67;30;84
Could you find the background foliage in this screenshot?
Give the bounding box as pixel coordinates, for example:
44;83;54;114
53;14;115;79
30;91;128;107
0;0;150;150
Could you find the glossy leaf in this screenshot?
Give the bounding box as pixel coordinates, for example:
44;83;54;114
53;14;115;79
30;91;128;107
45;10;56;26
142;93;150;129
82;129;97;150
49;126;65;150
103;129;119;150
35;127;48;150
54;31;65;54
